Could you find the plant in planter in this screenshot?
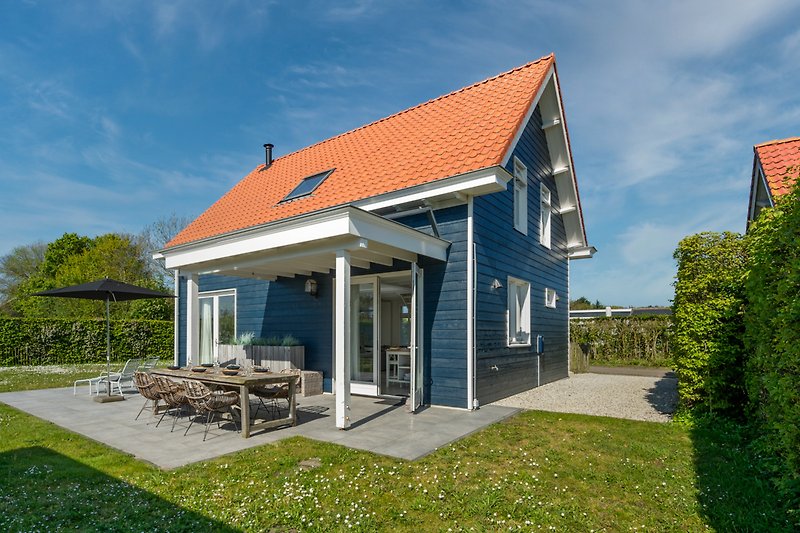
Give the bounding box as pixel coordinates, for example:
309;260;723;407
219;332;304;370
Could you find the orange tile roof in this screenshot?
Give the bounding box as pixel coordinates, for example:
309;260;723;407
168;54;556;247
754;137;800;198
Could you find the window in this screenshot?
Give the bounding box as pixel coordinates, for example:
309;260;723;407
513;157;528;234
507;277;531;346
282;169;334;202
540;184;551;248
545;287;557;308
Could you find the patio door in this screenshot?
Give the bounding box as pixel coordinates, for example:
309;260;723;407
409;264;424;411
350;279;379;396
198;290;236;365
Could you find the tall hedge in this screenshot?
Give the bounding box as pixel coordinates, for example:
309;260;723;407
569;316;672;367
0;317;173;366
672;232;748;413
745;187;800;498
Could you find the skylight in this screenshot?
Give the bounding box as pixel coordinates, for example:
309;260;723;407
282;169;334;202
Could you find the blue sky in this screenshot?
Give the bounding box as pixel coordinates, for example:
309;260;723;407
1;1;798;306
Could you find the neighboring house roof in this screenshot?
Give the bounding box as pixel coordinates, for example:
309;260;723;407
167;54;587;250
748;137;800;223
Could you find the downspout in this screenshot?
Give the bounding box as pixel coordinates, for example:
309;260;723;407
173;269;180;366
467;196;476;409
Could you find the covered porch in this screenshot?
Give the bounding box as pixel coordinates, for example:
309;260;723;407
161;206;450;429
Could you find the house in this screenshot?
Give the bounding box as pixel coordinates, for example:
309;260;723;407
159;54;594;428
570;307;671;319
747;137;800;224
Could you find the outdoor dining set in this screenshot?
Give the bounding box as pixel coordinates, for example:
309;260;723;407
74;358;301;441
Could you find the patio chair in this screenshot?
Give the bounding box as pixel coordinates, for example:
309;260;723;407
251;368;299;422
183;380;240;441
73;357;141;395
151;375;191;432
139;357;160;372
132;371;161;420
97;358;142;395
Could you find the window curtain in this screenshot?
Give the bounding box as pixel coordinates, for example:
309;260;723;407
199;298;213;364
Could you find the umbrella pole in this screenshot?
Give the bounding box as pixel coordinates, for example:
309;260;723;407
106;298;111;397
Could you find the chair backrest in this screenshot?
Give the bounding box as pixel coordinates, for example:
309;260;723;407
133;371;160;401
140;357;160;371
120;358;143;376
152;376;187;407
183;380;212;412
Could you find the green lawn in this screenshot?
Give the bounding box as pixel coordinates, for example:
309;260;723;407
0;367;794;531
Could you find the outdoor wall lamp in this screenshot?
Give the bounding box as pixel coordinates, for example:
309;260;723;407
305;278;318;297
490;278;503;290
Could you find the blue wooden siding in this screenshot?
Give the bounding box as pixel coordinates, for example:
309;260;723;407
473;105;570;404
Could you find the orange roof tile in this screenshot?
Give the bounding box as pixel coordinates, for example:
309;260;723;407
754;137;800;198
168;55;555;247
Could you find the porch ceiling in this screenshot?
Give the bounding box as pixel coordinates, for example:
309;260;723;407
161;206;450;280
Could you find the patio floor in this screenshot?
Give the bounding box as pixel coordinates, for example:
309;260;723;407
0;387;518;469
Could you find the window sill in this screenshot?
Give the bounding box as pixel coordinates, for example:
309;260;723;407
507;341;532;348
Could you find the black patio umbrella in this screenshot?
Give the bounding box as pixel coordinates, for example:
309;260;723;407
34;278;175;400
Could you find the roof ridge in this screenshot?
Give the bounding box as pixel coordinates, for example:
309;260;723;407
755;136;800;149
267;53;555;166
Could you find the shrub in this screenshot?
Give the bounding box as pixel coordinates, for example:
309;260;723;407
569;316;672;367
0;317;172;366
672;232;748;414
745;186;800;500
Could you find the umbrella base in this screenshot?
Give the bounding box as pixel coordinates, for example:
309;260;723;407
94;395;125;403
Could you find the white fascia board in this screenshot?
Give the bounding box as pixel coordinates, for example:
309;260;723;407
568;245;596;260
747;162;774;223
163;206;449;270
354;167;512;212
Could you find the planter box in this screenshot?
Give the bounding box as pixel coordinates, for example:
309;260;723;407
218;345;304;371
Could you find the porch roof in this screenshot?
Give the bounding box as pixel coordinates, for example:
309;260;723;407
161;205;450;279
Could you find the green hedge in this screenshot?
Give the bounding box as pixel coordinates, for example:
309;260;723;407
672;232;748;414
569;315;672;367
0;317;173;366
745;188;800;502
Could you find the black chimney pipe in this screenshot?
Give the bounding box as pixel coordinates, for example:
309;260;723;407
263;143;274;168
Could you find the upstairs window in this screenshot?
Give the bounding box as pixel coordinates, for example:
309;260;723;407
507;276;531;346
545;287;557;308
513;157;528;234
540;184;552;248
282;169;334;202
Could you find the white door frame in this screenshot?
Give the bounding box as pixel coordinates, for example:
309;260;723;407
198;289;237;364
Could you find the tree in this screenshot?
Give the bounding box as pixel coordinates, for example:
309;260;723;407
570;296;604;310
138;213;193;285
0;241;47;314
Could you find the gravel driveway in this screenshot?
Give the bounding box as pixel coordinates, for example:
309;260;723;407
492;372;677;423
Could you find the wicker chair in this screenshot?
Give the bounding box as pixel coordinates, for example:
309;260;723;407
132;371;161;420
251;369;299;422
151;375;190;432
183;380;240;441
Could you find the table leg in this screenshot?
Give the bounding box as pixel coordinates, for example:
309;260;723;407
288;378;297;426
240;384;250;438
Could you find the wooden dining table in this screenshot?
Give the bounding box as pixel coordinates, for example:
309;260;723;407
150;367;298;438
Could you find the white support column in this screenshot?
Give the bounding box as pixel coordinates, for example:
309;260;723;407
186;273;199;367
335;250;351;429
466;196;476;409
173;269;180;366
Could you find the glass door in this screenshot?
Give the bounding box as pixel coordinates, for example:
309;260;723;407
198;291;236;365
350;280;379;395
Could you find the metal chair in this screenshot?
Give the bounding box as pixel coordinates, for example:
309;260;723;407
98;358;142;395
183;380;240;441
251;369;300;422
139;357;160;372
151;375;190;432
132;371;161;420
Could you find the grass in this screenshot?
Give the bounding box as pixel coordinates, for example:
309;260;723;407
0;363;108;393
0;367;795;531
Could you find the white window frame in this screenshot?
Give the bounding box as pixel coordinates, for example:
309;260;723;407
545;287;557;309
513;157;528;235
507;276;531;347
540;183;552;248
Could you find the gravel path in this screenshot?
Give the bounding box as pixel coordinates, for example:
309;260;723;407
492;372;678;423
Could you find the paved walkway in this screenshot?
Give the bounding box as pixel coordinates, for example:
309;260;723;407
493;371;677;423
0;388;517;469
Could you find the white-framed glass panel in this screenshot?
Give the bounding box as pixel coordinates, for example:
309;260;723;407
507;277;531;346
513;157;528;234
198;290;236;364
540;183;552;248
545;287;557;308
350;281;376;385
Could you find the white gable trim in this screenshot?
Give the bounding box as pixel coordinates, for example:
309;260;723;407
500;65;591;256
747;159;774;225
